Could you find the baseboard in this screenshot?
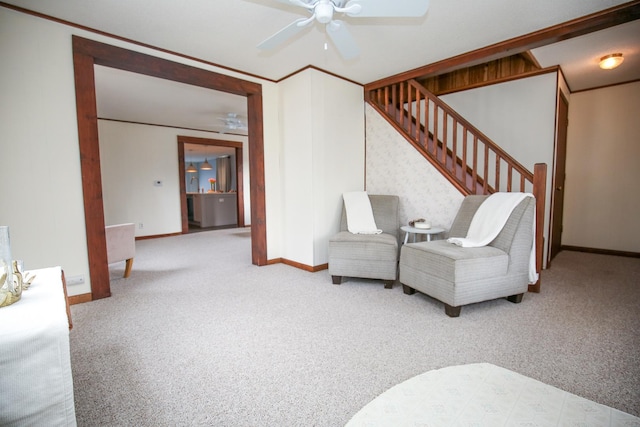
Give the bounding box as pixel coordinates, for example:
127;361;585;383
269;258;328;272
561;246;640;258
68;293;93;305
136;232;182;240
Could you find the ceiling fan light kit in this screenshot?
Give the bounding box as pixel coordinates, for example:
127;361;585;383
217;113;248;133
258;0;429;59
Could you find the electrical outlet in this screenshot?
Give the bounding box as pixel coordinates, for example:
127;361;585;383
66;275;85;286
138;222;144;229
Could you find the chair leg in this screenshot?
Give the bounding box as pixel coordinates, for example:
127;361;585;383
124;258;134;278
507;293;524;303
331;275;342;285
402;284;415;295
444;303;461;317
383;280;394;289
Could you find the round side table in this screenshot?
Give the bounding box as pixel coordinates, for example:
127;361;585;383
401;225;445;244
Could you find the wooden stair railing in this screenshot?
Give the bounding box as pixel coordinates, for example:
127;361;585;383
366;79;546;292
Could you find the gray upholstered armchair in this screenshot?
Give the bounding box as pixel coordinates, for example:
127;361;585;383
328;195;399;288
399;194;535;317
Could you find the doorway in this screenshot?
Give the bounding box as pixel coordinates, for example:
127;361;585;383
72;36;267;300
550;91;569;263
178;136;245;232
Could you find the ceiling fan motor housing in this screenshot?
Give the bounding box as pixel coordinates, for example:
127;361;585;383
315;1;334;23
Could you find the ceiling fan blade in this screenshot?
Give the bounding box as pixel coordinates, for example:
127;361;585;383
344;0;429;17
326;20;359;60
269;0;315;9
257;18;313;51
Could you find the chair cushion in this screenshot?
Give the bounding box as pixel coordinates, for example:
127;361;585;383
329;231;398;261
400;240;508;283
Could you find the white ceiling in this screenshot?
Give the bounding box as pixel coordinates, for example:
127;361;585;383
5;0;639;159
94;65;248;135
532;19;640;91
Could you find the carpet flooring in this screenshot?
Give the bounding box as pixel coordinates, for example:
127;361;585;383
69;228;640;426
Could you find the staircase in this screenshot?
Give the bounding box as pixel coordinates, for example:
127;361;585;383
365;79;546;292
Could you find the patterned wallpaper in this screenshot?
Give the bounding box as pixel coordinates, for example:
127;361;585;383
365;104;464;233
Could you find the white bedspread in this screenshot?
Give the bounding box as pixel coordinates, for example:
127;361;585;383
346;363;640;427
343;191;382;235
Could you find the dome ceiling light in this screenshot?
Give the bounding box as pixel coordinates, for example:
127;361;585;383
599;53;624;70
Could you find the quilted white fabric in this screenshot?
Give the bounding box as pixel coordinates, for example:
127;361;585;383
346;363;640;427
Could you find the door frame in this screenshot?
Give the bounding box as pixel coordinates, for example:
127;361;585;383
178;136;245;231
549;90;569;265
72;36;267;300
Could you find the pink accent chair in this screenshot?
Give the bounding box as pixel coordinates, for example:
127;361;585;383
105;223;135;278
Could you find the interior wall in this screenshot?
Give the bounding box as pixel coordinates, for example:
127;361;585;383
99;121;249;235
440;73;557;266
0;7;282;296
311;70;366;266
562;81;640;252
279;69;365;267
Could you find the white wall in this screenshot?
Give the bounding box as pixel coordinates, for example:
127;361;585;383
0;7;282;296
441;73;557;265
280;69;365;266
563;81;640;252
98;121;250;236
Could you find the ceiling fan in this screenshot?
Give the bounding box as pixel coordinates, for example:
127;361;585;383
217;113;248;133
257;0;429;60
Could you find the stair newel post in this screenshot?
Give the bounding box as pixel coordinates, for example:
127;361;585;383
530;162;547;293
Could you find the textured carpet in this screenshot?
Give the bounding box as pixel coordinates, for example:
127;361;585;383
70;228;640;426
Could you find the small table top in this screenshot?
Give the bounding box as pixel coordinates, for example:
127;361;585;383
401;225;445;235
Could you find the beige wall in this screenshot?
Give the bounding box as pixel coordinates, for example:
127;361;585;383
562;81;640;252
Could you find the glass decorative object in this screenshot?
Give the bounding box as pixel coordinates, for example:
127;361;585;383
1;226;21;308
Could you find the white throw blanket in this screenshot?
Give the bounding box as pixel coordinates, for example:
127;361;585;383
448;192;538;284
343;191;382;235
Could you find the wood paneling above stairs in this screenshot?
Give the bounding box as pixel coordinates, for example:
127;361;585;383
417;52;545;96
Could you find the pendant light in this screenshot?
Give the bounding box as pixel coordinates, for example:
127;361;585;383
186;162;197;173
200;158;213;170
